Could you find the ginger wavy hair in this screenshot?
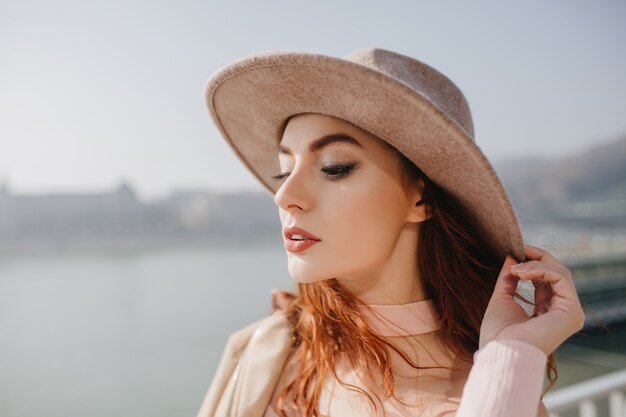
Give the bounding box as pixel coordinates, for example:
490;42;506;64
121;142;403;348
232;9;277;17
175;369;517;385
271;138;559;417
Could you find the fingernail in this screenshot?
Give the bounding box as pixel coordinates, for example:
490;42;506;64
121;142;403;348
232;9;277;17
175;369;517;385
510;264;529;272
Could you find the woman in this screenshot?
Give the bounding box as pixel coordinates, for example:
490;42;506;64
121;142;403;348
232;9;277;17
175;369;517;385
196;48;585;417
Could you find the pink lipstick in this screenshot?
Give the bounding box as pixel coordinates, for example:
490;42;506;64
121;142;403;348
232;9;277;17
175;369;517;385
283;226;321;253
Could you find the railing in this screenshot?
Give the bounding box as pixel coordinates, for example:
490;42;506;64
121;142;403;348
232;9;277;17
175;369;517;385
544;367;626;417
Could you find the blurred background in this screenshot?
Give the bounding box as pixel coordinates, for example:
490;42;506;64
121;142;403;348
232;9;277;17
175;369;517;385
1;1;625;416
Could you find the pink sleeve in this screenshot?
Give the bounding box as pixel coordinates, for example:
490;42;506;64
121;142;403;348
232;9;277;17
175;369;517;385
455;338;548;417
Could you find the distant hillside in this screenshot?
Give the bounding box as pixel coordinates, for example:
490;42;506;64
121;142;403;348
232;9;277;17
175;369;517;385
492;134;626;224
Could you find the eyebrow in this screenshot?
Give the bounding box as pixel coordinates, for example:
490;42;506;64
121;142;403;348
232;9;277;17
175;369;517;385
278;133;364;155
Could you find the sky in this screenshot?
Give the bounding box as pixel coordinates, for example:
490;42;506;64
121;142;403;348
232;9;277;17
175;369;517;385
1;0;625;201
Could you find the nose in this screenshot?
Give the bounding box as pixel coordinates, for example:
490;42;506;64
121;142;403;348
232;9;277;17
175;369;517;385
273;163;313;212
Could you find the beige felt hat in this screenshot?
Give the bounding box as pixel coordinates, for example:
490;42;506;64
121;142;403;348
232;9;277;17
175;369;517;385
203;47;527;265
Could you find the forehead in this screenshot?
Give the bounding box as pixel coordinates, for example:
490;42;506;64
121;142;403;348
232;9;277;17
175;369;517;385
278;113;385;154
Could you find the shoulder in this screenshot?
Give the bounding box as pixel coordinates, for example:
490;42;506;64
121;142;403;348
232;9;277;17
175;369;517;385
222;289;295;361
225;309;291;356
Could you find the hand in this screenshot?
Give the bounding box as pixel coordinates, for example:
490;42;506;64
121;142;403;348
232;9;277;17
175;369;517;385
478;244;586;356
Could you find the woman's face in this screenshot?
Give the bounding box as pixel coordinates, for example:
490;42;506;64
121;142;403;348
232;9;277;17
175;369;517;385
274;113;429;288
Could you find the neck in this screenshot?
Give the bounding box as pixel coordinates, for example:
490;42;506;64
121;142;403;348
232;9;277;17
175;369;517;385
335;227;427;305
338;279;428;305
357;297;442;337
336;266;428;305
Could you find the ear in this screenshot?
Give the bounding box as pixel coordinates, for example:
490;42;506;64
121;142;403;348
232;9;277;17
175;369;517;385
407;177;431;223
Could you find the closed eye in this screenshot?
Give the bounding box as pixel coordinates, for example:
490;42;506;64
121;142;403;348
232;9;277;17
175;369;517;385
271;163;358;182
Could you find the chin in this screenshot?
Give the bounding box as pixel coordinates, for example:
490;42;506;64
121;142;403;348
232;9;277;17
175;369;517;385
288;265;333;284
289;274;328;284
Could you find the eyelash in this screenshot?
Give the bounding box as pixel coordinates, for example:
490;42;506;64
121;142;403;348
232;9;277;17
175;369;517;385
271;163;358;182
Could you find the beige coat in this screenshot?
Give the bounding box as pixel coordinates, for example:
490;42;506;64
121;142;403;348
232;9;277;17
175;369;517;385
195;310;294;417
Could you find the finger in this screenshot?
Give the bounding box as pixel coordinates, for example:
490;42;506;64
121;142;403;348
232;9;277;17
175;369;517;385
492;255;521;299
532;302;549;317
511;260;569;277
510;262;580;303
523;305;575;353
532;280;553;311
523;245;564;268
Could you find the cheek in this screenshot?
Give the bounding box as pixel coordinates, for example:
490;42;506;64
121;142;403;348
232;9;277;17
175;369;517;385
284;173;409;284
322;177;406;261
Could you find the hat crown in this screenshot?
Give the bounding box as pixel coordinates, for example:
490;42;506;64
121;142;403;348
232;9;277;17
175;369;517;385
342;48;475;140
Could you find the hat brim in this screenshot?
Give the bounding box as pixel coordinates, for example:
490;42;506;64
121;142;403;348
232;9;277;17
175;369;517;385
204;51;527;268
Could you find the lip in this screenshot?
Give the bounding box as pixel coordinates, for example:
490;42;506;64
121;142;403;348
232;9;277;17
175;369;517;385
283;226;321;253
284;238;320;253
283;226;321;241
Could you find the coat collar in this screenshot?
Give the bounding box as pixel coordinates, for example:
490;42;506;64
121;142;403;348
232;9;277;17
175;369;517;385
228;310;294;417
